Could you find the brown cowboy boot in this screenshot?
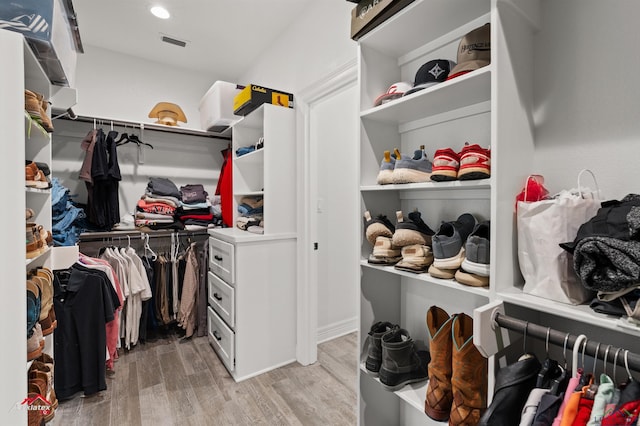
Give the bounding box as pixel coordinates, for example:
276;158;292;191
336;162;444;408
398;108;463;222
449;313;488;425
425;306;455;421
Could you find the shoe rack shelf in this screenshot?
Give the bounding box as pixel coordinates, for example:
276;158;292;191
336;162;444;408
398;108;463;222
231;104;296;235
361;261;490;298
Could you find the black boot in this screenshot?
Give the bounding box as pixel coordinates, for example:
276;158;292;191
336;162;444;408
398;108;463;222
365;322;397;376
378;328;430;391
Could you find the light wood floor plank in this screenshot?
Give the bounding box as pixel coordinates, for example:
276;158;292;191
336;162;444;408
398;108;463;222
52;332;358;425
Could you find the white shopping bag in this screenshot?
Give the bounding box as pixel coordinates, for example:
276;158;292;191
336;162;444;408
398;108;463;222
517;170;602;305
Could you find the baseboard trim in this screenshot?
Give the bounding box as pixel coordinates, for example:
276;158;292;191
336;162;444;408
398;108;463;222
317;317;358;344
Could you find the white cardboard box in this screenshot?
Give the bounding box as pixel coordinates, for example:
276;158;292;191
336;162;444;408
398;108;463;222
199;81;242;132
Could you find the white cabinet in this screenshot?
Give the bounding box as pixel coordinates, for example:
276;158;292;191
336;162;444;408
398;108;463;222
207;102;297;381
207;230;297;381
356;0;640;424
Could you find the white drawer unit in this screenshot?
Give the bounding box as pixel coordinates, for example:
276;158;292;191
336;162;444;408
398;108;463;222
209;236;235;284
207;306;235;373
208;271;235;328
206;229;297;382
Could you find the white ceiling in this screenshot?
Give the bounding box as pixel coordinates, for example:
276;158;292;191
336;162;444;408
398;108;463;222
72;0;315;80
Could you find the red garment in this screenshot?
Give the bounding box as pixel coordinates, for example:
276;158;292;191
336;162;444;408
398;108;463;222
601;400;640;425
571;396;594;426
178;213;214;221
217;148;233;227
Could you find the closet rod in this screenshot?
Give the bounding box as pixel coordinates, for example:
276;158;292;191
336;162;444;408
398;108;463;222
57;114;231;140
494;312;640;373
79;229;210;242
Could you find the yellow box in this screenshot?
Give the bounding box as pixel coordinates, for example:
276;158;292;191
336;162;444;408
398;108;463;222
233;84;294;116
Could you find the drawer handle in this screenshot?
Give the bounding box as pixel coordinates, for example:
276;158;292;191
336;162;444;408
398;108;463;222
213;293;223;301
214;255;223;261
213;331;222;341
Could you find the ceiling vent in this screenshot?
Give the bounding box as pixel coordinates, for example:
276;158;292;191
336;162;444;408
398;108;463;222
161;35;187;48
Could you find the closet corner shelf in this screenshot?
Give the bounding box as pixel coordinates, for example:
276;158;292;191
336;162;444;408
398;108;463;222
26;246;51;267
208;227;296;244
24;112;51;141
497;289;640;337
359;67;491;126
234;191;264;197
361;261;490;297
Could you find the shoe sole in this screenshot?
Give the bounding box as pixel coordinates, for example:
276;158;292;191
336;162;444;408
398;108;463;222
433;247;465;270
461;258;490;276
425;403;451;422
392;229;429;247
376;170;394;185
430;169;458;181
394;263;428;273
391;168;432;184
454;269;489;287
379;375;428;392
428;264;456;279
458;167;490;180
368;255;402;265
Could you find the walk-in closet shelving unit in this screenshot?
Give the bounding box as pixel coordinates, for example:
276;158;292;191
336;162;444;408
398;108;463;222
357;0;640;424
1;29;78;425
207;102;297;382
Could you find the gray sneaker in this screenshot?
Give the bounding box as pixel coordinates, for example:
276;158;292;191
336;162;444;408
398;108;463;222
432;213;477;270
461;221;490;277
391;147;433;184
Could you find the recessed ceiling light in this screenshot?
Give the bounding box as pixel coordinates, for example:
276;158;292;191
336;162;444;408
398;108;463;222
150;6;170;19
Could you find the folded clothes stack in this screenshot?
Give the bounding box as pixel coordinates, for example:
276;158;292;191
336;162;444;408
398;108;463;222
136;177;182;230
236;195;264;234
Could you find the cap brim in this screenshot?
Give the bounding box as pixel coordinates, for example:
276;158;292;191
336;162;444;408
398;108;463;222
373;92;404;106
403;82;441;97
448;60;490;77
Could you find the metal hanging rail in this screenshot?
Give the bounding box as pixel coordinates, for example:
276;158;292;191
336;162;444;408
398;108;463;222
78;229;210;243
494;312;640;373
56;114;231;140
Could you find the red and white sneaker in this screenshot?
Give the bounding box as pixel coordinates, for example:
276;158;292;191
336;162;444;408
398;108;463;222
457;144;490;180
430;148;460;182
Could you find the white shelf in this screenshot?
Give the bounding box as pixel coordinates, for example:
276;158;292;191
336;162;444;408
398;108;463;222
361;261;490;298
26;246;51;267
361;179;490;193
25;187;51;194
24;113;51;143
235;148;264;164
234;191;264;197
358;0;490;57
359;364;445;425
497;289;640;337
360;67;491;125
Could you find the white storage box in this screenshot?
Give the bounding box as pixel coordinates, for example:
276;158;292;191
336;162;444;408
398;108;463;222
0;0;82;87
199;81;242;132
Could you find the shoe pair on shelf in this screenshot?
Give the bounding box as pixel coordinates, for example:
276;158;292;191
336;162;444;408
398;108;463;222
377;146;434;185
363;322;430;391
27;221;53;259
25;89;54;132
431;143;491;182
26;161;51;189
364;210;435;273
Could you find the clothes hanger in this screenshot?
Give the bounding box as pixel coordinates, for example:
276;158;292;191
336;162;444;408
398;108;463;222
573;334;588;377
127;133;154;149
549;333;571;396
537;327;561;388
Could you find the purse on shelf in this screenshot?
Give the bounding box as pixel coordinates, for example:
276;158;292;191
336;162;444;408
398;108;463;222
517;170;602;305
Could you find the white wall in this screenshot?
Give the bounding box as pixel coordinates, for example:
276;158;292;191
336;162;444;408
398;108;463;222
73;45;217;130
238;0;356;92
239;0;358;339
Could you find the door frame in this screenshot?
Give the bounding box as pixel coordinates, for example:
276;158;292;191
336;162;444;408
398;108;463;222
296;59;357;365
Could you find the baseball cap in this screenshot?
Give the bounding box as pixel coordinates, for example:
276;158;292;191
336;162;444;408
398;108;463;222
373;82;413;106
447;23;491;81
404;59;457;97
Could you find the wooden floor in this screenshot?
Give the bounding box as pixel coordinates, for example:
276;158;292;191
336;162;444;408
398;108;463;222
51;331;358;426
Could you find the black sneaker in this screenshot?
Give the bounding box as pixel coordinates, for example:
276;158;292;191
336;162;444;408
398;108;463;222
363;211;395;246
391;210;435;248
